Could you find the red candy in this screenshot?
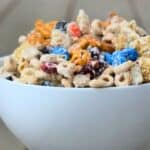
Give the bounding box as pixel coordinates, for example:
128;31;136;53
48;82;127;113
41;62;57;73
67;22;81;37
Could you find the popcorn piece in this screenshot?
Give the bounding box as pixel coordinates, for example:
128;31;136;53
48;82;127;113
12;41;32;61
91;19;103;36
130;36;150;57
73;74;90;87
40;54;65;63
3;56;17;73
18;35;27;44
77;9;90;34
51;29;72;48
57;62;75;78
130;63;143;85
139;57;150;82
21;47;41;60
29;58;40;69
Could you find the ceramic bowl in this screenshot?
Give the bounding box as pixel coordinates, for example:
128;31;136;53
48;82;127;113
0;77;150;150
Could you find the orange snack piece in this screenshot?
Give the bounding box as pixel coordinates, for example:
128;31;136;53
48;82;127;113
27;20;57;46
70;49;91;66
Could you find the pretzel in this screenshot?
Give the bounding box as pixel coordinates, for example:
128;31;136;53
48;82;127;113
89;74;114;88
70;49;91;66
114;72;132;86
69;35;115;53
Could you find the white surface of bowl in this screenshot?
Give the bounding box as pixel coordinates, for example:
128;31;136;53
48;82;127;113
0;78;150;150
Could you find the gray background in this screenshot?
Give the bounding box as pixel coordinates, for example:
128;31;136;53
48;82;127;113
0;0;150;150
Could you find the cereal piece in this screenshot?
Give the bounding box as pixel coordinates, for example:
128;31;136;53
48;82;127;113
130;36;150;57
21;47;41;60
103;67;115;76
113;61;134;74
12;41;32;61
40;54;65;63
67;22;81;37
77;9;90;34
18;35;27;44
57;62;75;78
20;68;40;84
70;49;91;66
89;74;114;88
29;58;40;69
18;59;29;72
91;19;103;36
139;57;150;82
61;78;73;87
114;72;132;86
3;56;17;72
51;29;72;48
73;74;90;87
130;63;143;85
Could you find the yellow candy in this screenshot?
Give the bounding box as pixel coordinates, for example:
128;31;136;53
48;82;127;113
12;42;32;61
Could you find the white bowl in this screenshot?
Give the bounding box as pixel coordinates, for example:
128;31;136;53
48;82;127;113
0;78;150;150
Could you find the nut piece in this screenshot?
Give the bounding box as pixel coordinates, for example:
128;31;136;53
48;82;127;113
73;74;90;87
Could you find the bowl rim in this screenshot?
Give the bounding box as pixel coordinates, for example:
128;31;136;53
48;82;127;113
0;77;150;91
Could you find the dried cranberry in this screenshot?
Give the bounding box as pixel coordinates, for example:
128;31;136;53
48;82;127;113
41;62;57;74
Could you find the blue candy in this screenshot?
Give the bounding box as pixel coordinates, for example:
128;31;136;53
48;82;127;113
104;48;138;66
112;55;127;66
121;48;138;61
104;52;113;65
49;46;70;60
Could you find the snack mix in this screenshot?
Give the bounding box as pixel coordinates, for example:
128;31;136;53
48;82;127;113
0;10;150;88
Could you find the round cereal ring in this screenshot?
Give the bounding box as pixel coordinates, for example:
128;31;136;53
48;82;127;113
18;59;29;73
57;62;75;78
89;74;114;88
103;67;115;77
114;72;132;86
113;61;134;74
70;49;91;66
